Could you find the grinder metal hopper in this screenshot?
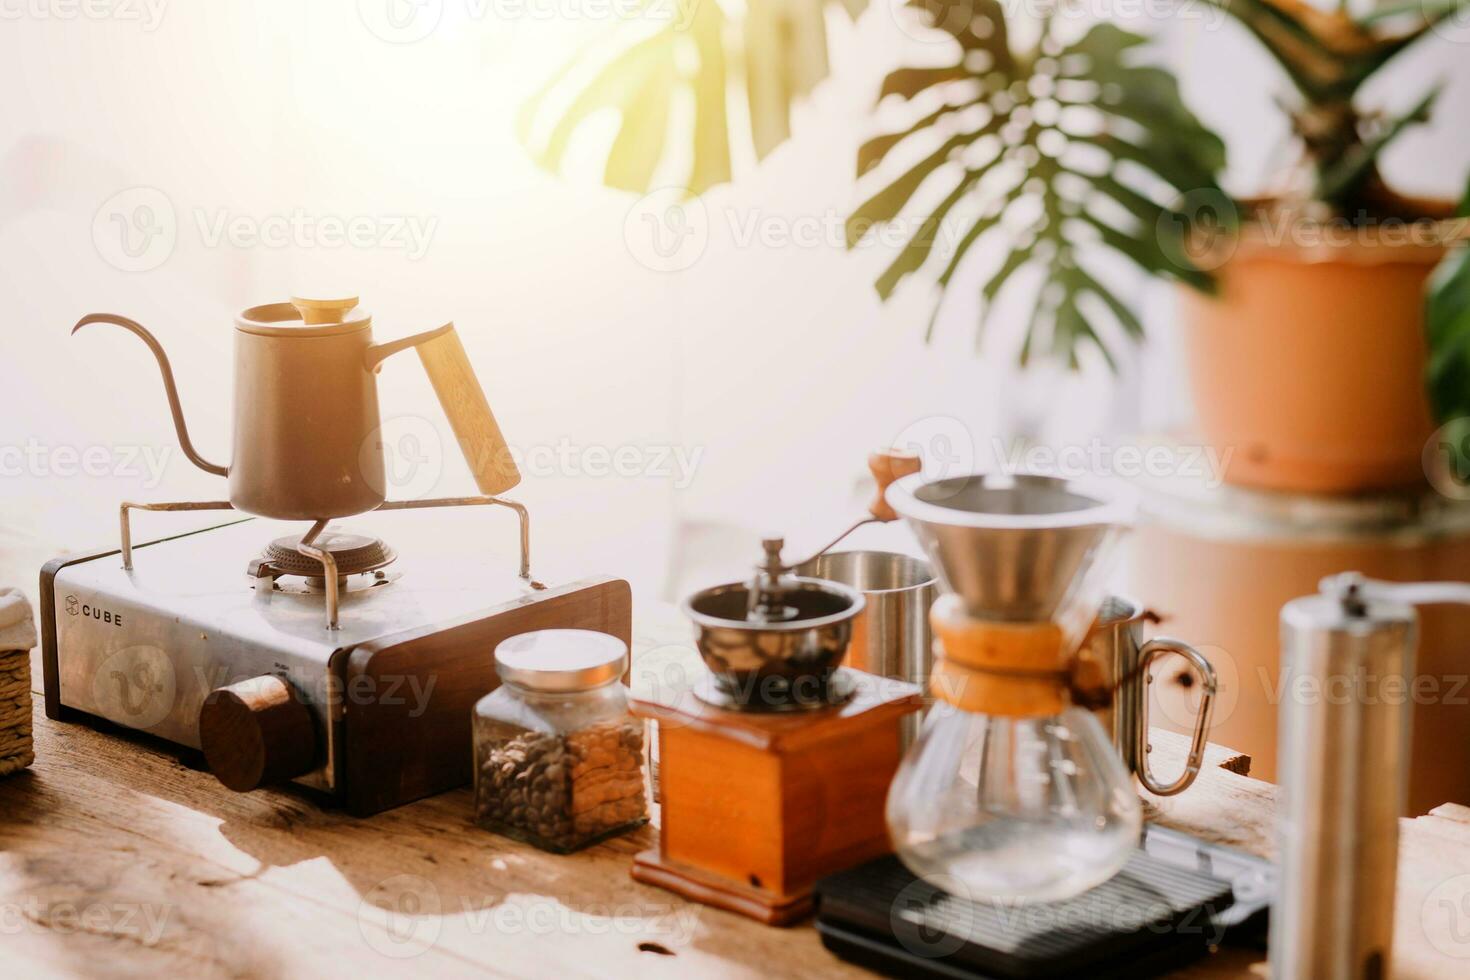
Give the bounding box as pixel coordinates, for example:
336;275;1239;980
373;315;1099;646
883;472;1136;651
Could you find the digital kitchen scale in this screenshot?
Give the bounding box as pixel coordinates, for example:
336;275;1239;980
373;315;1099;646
814;825;1273;979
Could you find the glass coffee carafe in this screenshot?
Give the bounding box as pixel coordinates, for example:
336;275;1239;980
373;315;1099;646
882;472;1146;902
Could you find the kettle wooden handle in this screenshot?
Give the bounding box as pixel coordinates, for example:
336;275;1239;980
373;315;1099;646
415;325;521;496
868;448;922;521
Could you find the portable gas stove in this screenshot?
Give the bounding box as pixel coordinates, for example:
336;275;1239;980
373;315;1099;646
40;500;630;815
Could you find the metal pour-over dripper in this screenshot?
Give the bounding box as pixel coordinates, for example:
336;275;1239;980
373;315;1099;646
883;471;1146;902
883;472;1135;647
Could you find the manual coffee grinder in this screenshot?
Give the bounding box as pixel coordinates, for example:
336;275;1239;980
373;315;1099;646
882;471;1216;902
630;451;927;925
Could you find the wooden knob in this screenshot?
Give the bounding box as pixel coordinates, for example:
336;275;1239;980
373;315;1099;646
289;296;360;325
867;448;922;521
199;676;317;792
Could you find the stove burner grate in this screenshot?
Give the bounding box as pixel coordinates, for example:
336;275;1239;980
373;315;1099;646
258;531;397;579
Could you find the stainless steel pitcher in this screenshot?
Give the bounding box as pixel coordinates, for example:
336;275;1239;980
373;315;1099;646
74;296;520;520
795;549;936;743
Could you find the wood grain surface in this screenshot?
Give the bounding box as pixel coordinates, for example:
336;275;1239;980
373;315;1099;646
3;606;1470;978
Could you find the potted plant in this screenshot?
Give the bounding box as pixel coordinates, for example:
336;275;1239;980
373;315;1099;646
1168;1;1466;492
854;0;1468;491
520;1;1470;492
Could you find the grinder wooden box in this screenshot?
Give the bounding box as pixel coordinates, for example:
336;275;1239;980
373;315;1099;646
631;674;922;925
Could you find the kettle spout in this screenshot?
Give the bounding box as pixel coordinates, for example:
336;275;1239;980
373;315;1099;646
72;313;229;478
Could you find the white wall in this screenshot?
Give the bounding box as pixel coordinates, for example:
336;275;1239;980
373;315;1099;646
1;2;1467;602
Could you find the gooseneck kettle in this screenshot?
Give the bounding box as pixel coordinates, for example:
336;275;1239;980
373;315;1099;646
74;296;520;521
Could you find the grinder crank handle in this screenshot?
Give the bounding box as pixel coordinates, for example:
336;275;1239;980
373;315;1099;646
365;323;521;496
765;448;924;576
1319;572;1470;609
867;448;923;522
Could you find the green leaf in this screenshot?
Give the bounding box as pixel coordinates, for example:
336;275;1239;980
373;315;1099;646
903;0;1013;69
847;129;982;247
603;55;676;191
1196;0;1352;101
537;31;674;174
1059;296;1108;371
936;185;1024;288
874;162;1000;299
878;64;971;103
854;14;1228;370
1426;245;1470;424
1315;85;1439;208
519;0;866;195
858;98;982;176
1067;265;1145;340
979;242;1033;308
1425;177;1470;423
688;11;732;192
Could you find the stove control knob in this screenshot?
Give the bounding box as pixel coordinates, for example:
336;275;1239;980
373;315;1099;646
199;675;316;792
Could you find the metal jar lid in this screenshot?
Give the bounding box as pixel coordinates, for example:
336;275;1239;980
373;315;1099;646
494;629;627;692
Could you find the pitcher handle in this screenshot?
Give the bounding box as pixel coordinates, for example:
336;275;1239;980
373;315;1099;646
366;323;521;496
1135;637;1217;797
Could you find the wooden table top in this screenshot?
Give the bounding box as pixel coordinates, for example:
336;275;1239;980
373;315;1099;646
4;609;1470;979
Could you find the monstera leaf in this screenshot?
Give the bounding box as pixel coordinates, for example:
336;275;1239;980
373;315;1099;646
518;0;865;195
848;5;1227;368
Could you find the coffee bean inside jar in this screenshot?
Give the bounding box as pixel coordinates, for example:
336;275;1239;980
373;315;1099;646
473;629;647;852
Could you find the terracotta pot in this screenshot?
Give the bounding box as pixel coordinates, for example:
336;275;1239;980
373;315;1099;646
1180;224;1448;492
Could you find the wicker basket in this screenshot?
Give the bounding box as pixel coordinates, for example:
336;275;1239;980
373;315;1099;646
0;589;36;777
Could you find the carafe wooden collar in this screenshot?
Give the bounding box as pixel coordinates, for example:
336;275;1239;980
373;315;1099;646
928;594;1072;717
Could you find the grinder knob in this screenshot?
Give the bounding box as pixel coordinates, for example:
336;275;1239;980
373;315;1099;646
199;676;317;792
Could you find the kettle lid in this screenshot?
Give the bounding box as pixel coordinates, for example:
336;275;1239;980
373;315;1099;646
236;296;371;337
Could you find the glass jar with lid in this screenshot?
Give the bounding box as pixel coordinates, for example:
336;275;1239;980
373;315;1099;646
473;629;647;852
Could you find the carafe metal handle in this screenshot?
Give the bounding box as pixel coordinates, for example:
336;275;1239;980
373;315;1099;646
1134;637;1217;796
